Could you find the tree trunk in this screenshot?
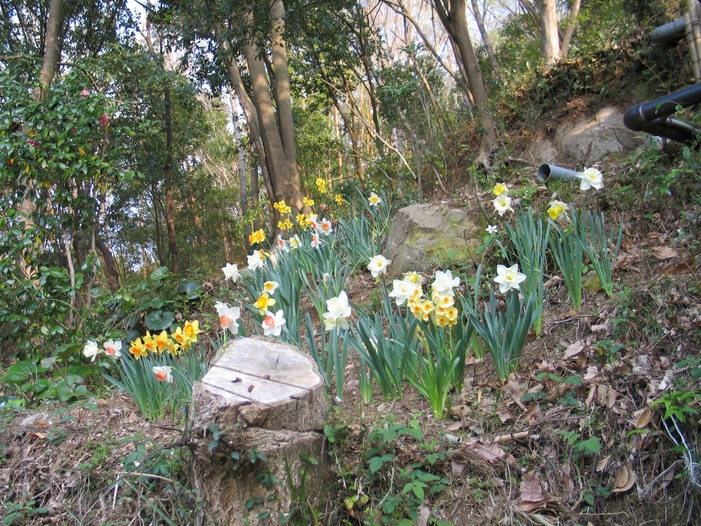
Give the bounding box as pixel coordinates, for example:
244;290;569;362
34;0;63;102
560;0;581;60
432;0;497;166
537;0;560;70
95;235;120;292
470;0;499;73
164;84;180;273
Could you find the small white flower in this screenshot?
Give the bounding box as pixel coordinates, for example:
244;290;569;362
432;269;460;296
318;218;333;236
368;192;381;207
222;263;241;282
493;195;514;216
494;264;527;293
577;167;604;191
261;309;286;337
289;235;301;250
103;339;122;359
311;233;322;249
486;224;498;235
277;235;289;253
83;340;100;361
324;291;352;331
368;255;391;278
216;303;241;334
152;366;174;383
247;250;265;271
263;281;279;295
389;279;421;306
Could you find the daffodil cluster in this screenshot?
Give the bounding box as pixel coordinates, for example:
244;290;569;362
391;270;460;327
126;321;202;359
492;182;514;216
316;177;327;194
249;229;266;245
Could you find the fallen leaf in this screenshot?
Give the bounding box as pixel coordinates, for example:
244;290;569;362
520;471;543;502
444;421;462;432
34;420;50;427
451;460;465;477
462;439;517;464
30;432;47;439
583;365;600;383
612;463;636;493
652;246;678;260
416;505;431;526
596;455;611;472
564;340;585;359
635;408;653;429
585;385;597;410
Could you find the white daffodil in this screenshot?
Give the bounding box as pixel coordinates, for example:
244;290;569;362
547;200;569;221
493;183;509;196
324;291;352;331
277;235;289;253
222;263;241;282
83;340;100;362
402;271;424;285
368;192;381;207
577;167;604;191
493;194;514;216
311;233;322;249
153;366;174;383
486;224;498;235
368;255;391;278
289;235;301;250
216;303;241;334
247;250;265;271
432;269;460;296
263;281;279;295
103;339;122;359
494;264;527;293
318;218;333;236
261;309;286;337
389;279;421;306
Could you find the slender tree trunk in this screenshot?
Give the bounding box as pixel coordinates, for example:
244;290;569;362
164;84;179;273
34;0;63;102
433;0;497;166
95;236;119;292
537;0;560;70
470;0;499;73
560;0;581;59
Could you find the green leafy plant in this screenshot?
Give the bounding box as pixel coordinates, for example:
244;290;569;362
579;206;623;296
501;207;550;336
549;218;585;309
465;288;541;382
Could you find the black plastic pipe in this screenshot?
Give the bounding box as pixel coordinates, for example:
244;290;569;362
623;83;701;143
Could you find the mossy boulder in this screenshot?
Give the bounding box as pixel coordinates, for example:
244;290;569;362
387;203;483;276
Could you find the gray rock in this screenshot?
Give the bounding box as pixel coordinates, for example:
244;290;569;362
387;203;483;276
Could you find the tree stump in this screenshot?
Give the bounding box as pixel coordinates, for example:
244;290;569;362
188;337;329;525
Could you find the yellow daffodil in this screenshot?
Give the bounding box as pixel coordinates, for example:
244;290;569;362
297;213;310;228
128;338;148;359
303;196;315;207
316;177;327;194
277;218;293;230
143;332;156;353
274;200;292;215
248;229;265;245
254;292;276;315
334;193;344;205
183;320;201;342
154;330;170;353
493;183;508;196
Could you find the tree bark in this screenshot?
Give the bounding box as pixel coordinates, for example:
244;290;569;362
470;0;499;73
95;236;120;292
432;0;497;166
560;0;581;60
34;0;63;102
537;0;560;70
164;84;180;273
